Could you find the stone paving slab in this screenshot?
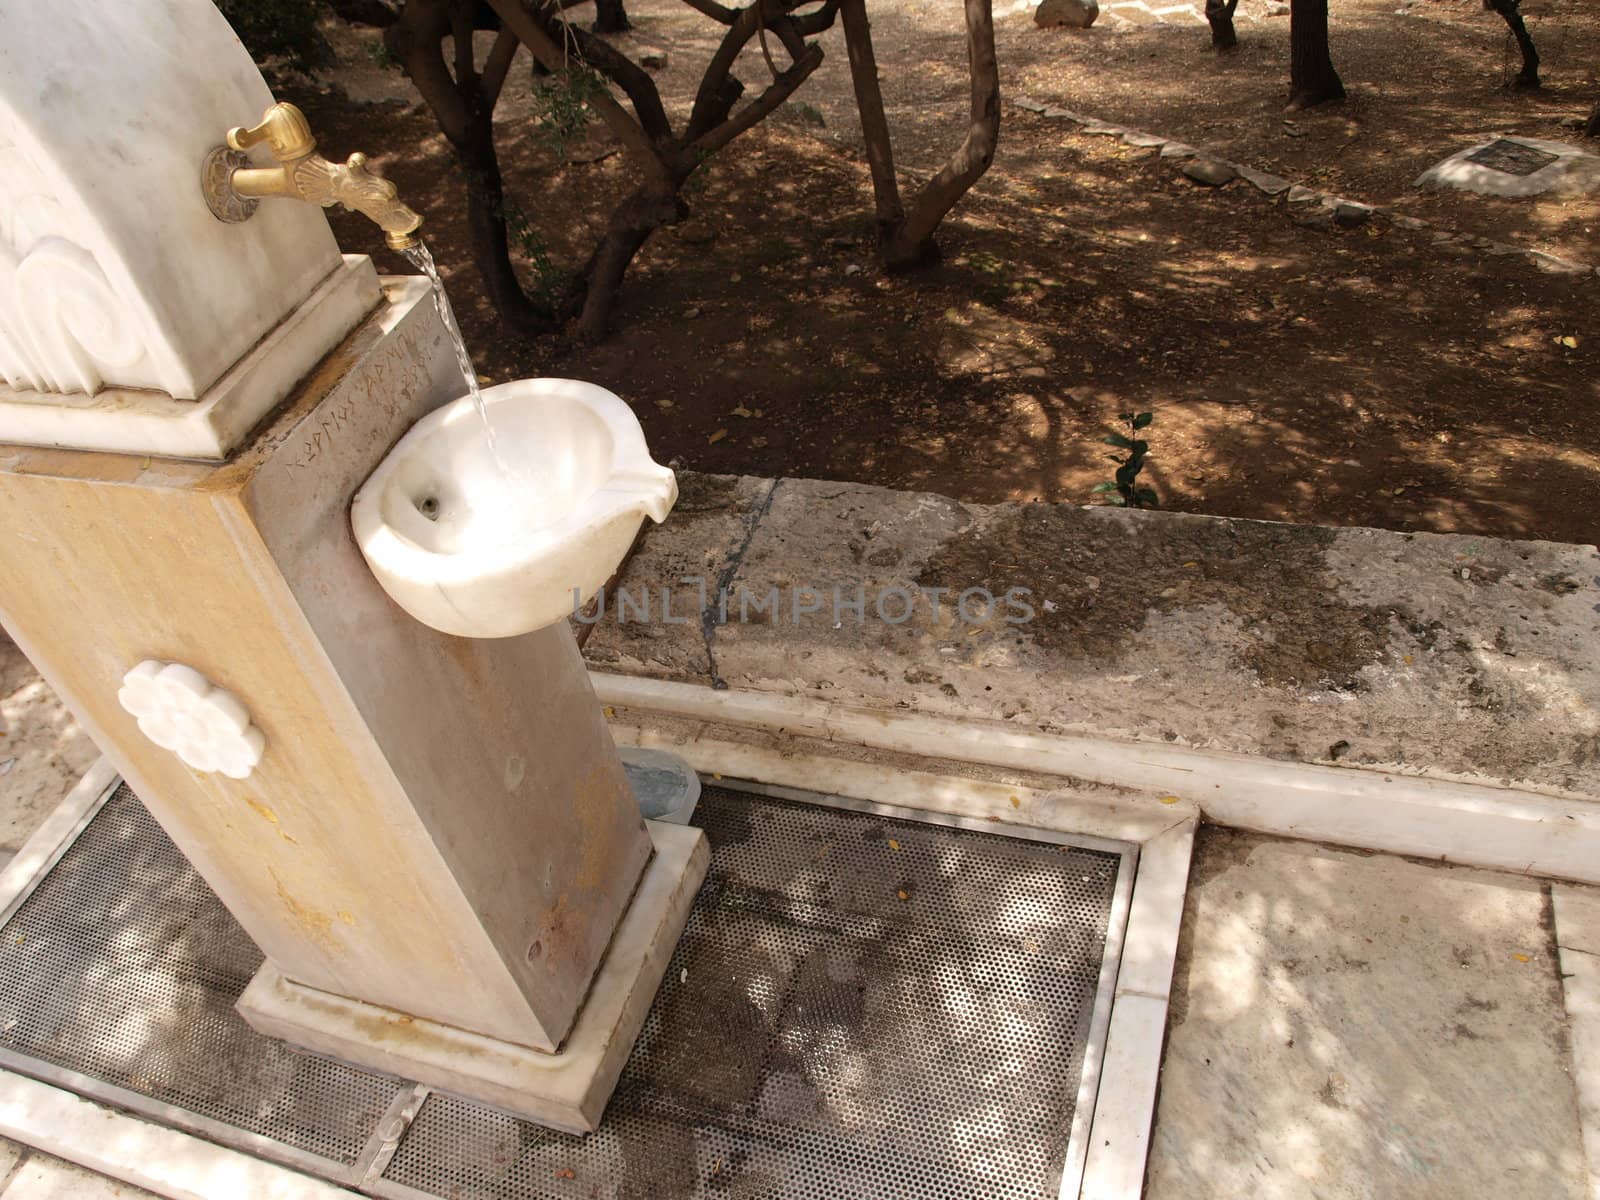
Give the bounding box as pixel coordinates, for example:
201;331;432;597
0;641;96;855
1146;830;1588;1199
585;473;1600;797
0;1154;157;1199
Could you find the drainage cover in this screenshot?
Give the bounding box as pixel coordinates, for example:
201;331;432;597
0;782;1124;1199
384;787;1123;1199
1465;138;1560;177
0;784;403;1174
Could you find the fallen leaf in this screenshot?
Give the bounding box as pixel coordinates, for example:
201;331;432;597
707;428;728;444
1557;335;1579;349
1513;953;1530;963
1008;794;1021;808
731;405;753;418
603;706;615;719
888;838;901;850
1159;795;1180;805
896;890;909;901
554;1167;576;1180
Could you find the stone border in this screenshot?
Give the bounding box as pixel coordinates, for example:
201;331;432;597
1553;886;1600;1200
0;1069;361;1200
1013;96;1598;279
593;674;1600;884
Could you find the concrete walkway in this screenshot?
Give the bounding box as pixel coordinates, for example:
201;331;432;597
1150;829;1590;1199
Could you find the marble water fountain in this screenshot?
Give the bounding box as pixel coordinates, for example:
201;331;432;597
0;0;702;1134
0;5;1176;1198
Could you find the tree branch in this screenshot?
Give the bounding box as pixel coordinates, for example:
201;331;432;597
687;4;764;138
677;0;740;23
481;26;520;107
449;0;477;88
838;0;902;235
884;0;998;266
564;23;675;143
484;0;670;178
387;0;475;141
689;42;824;158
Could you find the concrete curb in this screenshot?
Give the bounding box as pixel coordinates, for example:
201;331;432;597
594;673;1600;883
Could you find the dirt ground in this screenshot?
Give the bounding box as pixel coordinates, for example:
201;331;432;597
293;0;1599;544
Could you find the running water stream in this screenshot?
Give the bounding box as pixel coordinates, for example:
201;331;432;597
403;241;513;476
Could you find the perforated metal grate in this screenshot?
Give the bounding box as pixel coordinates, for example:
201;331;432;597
382;786;1122;1200
0;784;402;1167
1465;138;1560;176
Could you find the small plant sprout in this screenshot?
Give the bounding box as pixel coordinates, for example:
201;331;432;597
1093;411;1159;508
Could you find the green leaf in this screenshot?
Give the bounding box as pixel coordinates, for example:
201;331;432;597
1117;411;1136;422
1131;439;1149;455
1103;433;1134;449
1132;412;1154;429
1091;481;1119;494
1115;463;1139;487
1103;492;1127;506
1135;487;1160;507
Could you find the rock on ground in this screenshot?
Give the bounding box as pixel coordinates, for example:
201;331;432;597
1035;0;1098;28
1182;158;1239;187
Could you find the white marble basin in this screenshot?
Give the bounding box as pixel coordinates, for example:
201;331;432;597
351;378;676;638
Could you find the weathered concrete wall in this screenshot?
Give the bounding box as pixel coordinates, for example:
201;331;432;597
584;473;1600;798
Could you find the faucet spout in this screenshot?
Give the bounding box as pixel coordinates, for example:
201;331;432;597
203;102;422;252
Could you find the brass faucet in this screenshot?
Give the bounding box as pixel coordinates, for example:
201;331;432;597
202;102;422;252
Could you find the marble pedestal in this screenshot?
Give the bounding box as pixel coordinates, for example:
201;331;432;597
0;275;707;1127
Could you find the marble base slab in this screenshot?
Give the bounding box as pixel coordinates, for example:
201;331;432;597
0;255;379;461
236;820;710;1134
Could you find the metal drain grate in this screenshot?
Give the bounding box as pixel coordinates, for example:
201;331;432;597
381;787;1123;1200
1465;138;1559;177
0;784;403;1171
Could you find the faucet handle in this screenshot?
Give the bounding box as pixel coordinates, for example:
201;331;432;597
227;102;317;162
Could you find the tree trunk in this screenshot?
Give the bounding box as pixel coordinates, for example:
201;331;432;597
575;180;684;340
594;0;632;33
387;3;550;333
1485;0;1539;88
839;0;905;238
455;130;551;333
1287;0;1344;110
1587;100;1600;137
1205;0;1239;50
881;0;999;268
